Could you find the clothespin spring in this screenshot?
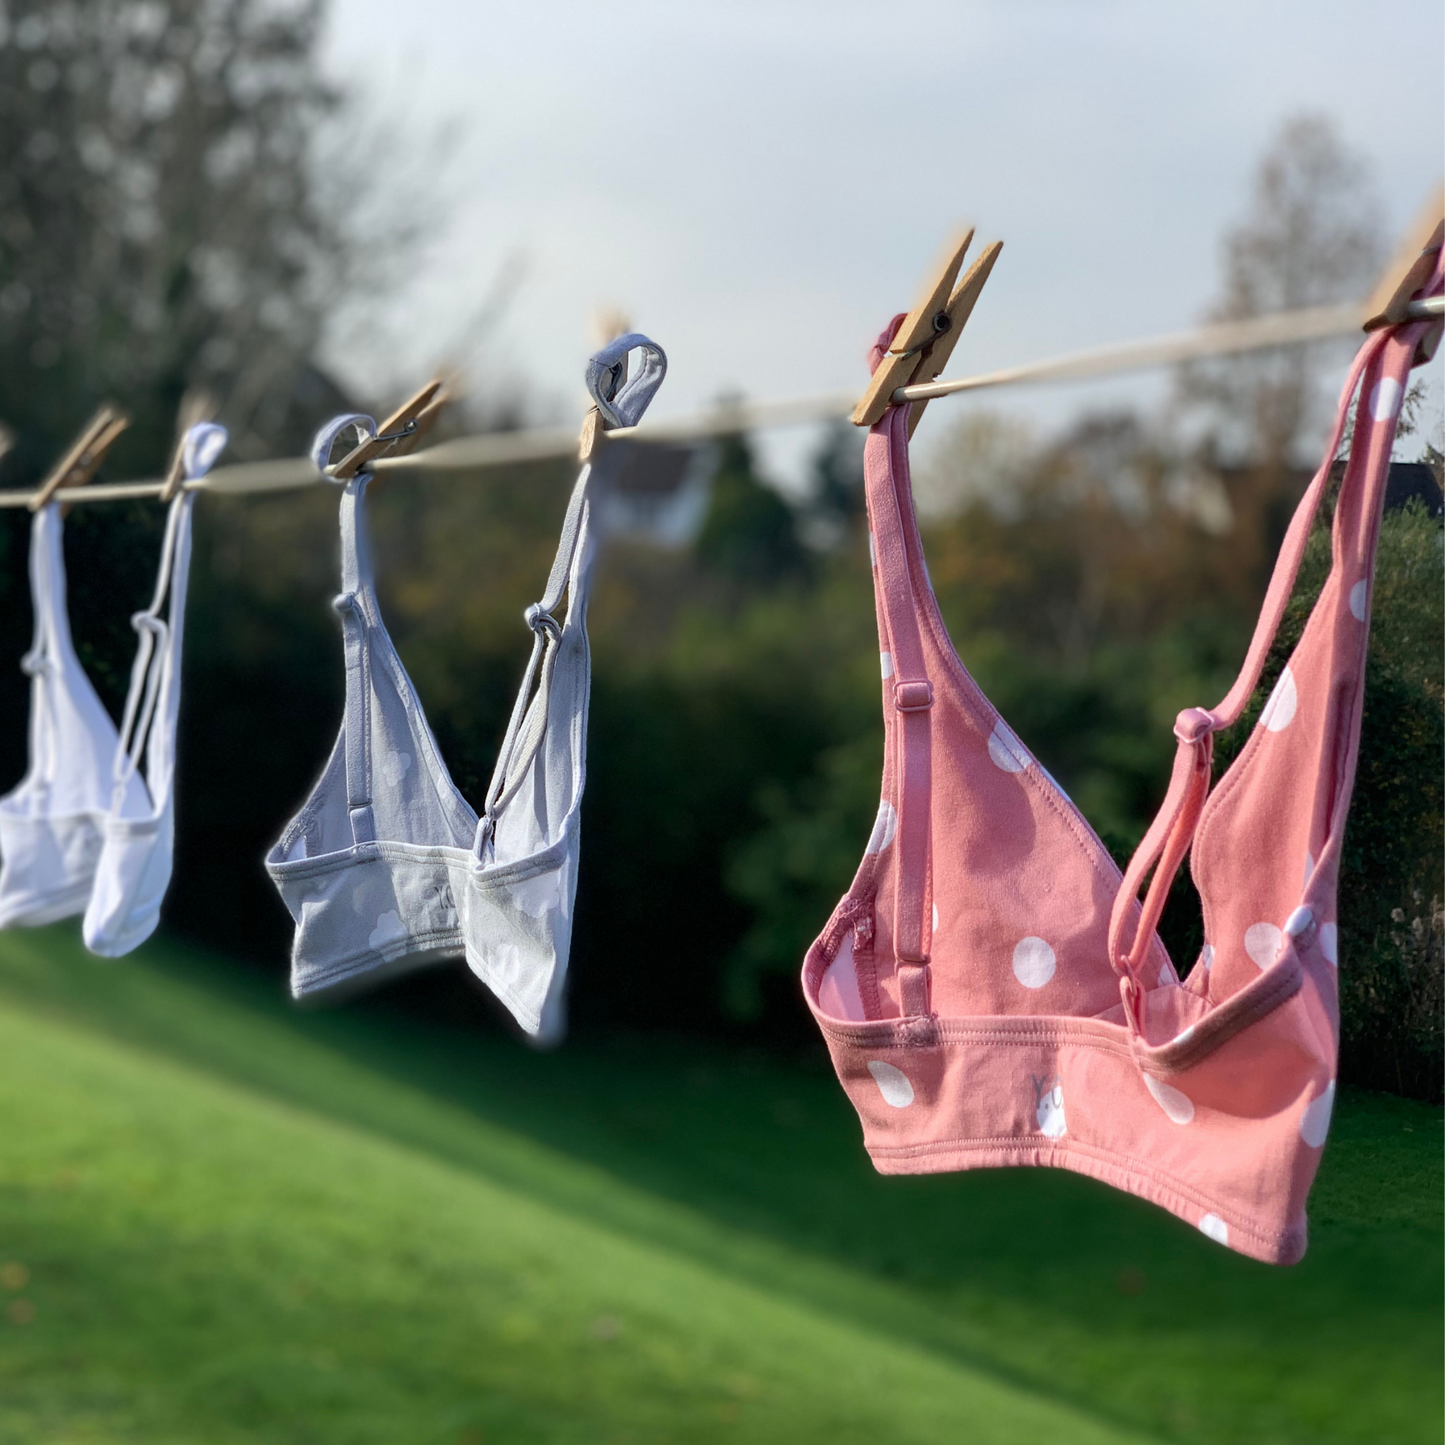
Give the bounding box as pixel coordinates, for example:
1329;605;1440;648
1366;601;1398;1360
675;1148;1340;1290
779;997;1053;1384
374;418;420;447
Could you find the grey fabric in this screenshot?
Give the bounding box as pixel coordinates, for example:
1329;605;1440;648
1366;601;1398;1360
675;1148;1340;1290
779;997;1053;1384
587;332;668;429
266;337;667;1041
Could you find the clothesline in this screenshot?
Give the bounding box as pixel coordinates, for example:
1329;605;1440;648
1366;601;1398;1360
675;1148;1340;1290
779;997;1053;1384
0;294;1437;511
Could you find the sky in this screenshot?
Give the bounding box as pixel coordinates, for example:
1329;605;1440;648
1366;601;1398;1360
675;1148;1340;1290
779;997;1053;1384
319;0;1444;488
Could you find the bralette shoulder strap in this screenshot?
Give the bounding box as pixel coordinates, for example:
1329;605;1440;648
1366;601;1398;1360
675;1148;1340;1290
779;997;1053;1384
863;317;935;1015
20;505;68;787
1107;257;1443;1033
314;413;383;848
22;504;63;679
477;334;667;855
111;424;223;810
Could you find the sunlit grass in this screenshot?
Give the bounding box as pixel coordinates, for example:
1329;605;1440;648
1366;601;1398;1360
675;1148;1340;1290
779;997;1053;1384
0;923;1438;1444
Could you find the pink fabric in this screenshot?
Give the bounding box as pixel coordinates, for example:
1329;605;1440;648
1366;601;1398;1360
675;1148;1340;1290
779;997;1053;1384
802;263;1442;1265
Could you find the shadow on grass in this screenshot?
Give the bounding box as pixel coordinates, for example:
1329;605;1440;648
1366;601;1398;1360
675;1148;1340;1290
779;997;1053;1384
2;922;1441;1445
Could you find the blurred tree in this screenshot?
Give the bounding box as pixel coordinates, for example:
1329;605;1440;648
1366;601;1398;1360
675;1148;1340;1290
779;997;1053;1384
0;0;388;942
923;409;1241;665
911;408;1034;521
1175;113;1383;591
1179;113;1382;467
0;0;363;480
801;419;865;549
694;431;809;585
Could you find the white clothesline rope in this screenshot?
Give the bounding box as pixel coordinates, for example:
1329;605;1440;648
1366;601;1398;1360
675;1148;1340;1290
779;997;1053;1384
1;295;1436;511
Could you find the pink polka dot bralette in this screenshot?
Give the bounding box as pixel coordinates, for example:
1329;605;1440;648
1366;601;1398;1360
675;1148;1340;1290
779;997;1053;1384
801;258;1442;1265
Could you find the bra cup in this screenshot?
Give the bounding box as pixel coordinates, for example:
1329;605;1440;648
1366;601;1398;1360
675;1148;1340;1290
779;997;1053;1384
1191;337;1403;1032
62;430;225;956
85;474;215;958
0;505;121;926
276;734;351;863
860;404;1158;1026
460;848;575;1042
105;768;157;823
361;635;476;853
10;508;119;822
1190;641;1334;1008
82;806;175;957
0;814;104;927
908;673;1128;1024
286;852;465;999
20;665;117;820
265;500;478;998
467;545;593;1036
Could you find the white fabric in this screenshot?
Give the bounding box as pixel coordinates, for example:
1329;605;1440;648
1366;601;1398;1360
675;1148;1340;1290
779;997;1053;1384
0;504;141;925
267;335;667;1042
82;422;226;956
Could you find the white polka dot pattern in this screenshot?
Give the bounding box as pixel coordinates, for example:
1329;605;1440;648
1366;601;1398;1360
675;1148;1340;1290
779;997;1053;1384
509;869;562;919
380;750;412;787
880;651;894;680
867;1059;914;1108
1012;936;1056;988
1349;580;1368;621
1145;1073;1196;1124
369;909;405;951
1259;666;1297;732
1199;944;1214;971
864;800;897;855
1039;763;1071;801
1198;1213;1230;1245
1034;1078;1066;1138
1319;922;1338;966
1370;376;1403;421
1299;1080;1335;1148
987;719;1029;773
1244;922;1282;969
1284;906;1314;940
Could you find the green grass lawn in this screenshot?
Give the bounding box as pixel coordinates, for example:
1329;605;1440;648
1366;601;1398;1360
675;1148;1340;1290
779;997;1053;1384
0;925;1438;1444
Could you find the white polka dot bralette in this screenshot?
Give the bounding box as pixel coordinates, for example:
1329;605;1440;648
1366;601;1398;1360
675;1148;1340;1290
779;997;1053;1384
802;263;1440;1265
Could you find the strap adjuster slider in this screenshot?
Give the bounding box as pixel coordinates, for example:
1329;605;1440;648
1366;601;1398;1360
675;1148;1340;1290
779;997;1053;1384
894;679;934;712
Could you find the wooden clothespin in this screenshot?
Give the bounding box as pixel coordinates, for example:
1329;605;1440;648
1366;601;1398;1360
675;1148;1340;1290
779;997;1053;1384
29;405;130;512
591;308;631;349
1362;187;1444;367
159;390;217;503
852;228;1003;437
327;380;448;481
577;408;608;464
579;310;631;463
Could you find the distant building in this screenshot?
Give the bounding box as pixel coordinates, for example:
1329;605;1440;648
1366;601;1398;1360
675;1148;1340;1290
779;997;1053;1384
1179;458;1443;536
596;440;716;548
1381;462;1443;517
1330;458;1442;516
